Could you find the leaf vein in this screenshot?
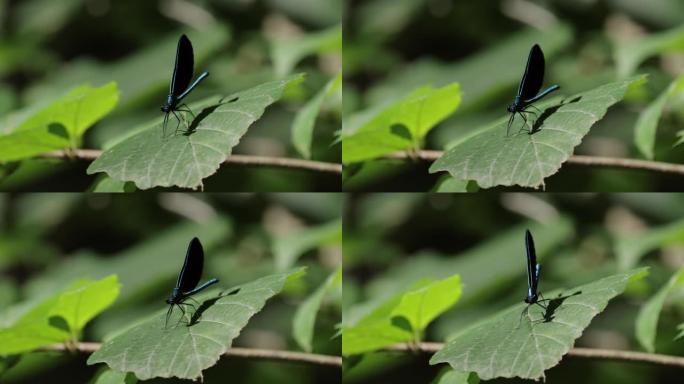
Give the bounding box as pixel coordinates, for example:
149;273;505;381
536;140;568;156
509;140;530;184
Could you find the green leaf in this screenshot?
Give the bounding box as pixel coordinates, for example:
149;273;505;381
91;368;138;384
675;323;684;340
90;176;137;193
432;369;479;384
292;73;342;159
634;74;684;159
49;275;120;338
342;273;462;356
614;24;684;77
0;355;20;377
391;274;462;334
0;83;118;162
270;24;342;76
0;87;17;116
614;218;684;271
430;76;646;189
0;355;20;378
0;275;120;355
292;267;341;352
342;83;461;164
17;82;118;141
635;267;684;352
87;75;303;190
272;218;342;271
354;0;423;41
433;177;479;193
268;0;342;27
0;127;68;163
15;0;81;39
87;269;304;381
430;268;648;381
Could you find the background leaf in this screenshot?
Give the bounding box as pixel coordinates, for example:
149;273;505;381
390;274;462;334
0;275;120;355
89;176;136;193
614;218;684;271
270;24;342;77
292;267;341;352
48;275;120;338
292;72;342;159
343;273;462;356
676;323;684;340
0;83;119;162
342;83;461;164
87;269;304;381
272;218;342;271
17;82;119;142
430;76;646;189
86;75;302;190
91;368;137;384
634;73;684;159
433;177;473;193
614;24;684;77
429;268;648;381
431;369;479;384
635;266;684;352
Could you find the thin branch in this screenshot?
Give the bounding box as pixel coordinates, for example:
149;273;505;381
566;155;684;175
383;150;684;176
568;347;684;367
41;342;341;368
384;342;684;368
224;155;341;174
40;150;342;175
384;150;442;161
42;149;101;161
384;342;443;353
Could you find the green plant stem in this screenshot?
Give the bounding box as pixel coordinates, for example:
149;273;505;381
39;149;342;175
40;342;342;367
383;150;684;176
384;342;684;368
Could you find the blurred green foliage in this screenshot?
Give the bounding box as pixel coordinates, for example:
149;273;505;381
0;193;341;383
344;193;684;383
343;0;684;191
342;273;461;356
0;275;119;355
0;0;341;191
342;83;461;164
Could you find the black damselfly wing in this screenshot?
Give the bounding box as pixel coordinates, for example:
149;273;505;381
170;35;194;99
518;44;545;102
525;229;538;296
176;237;204;293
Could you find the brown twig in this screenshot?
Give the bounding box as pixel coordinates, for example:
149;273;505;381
40;150;342;175
384;150;442;162
41;342;341;368
384;342;684;368
566;155;684;175
382;150;684;176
